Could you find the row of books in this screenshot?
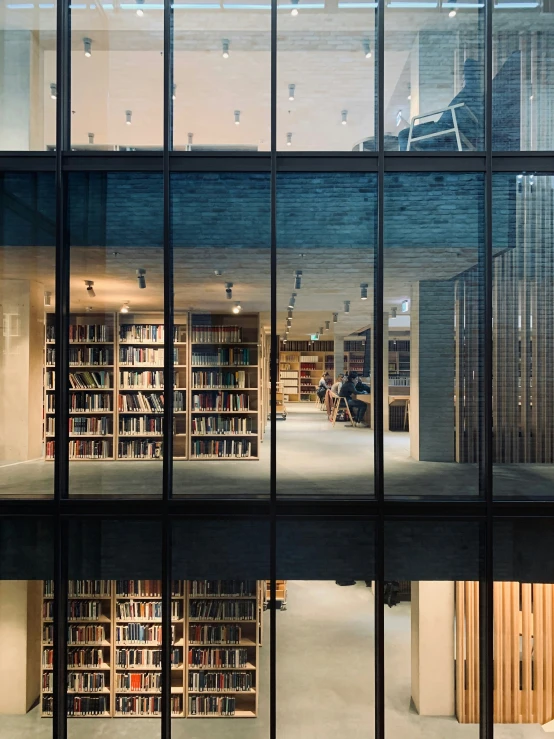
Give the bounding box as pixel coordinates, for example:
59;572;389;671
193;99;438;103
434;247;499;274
47;347;113;366
119;347;178;366
116;600;181;620
189;580;257;597
69;371;111;389
115;648;181;667
191;348;252;367
118;391;185;413
116;672;161;691
188;695;236;716
44;579;113;598
52;393;113;413
280;371;297;379
188;671;252;692
42;695;109;715
119;324;179;344
47;417;112;435
280;340;334;351
191;325;243;343
46;324;113;343
43;600;105;621
189;625;242;644
46;440;113;460
191;417;253;435
68;625;106;644
118;440;162;459
191;392;249;411
191;439;253;459
119;370;169;389
189;600;256;621
191;371;248;389
42;648;106;668
188;648;249;668
115;695;181;715
119;416;164;435
114;624;174;644
116;580;183;597
43;671;107;693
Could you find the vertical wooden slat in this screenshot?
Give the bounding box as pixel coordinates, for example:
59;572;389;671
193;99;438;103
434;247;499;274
511;582;521;723
504;582;513;721
456;582;465;722
474;580;480;723
545;584;552;722
494;581;502;721
522;583;532;723
535;584;545;723
467;581;475;722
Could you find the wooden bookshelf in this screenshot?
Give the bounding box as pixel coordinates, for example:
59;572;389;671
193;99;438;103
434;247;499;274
279;352;300;402
40;579;261;719
299;353;323;402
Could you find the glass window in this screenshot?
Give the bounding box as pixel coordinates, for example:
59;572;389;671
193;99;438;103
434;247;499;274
277;4;377;151
493;173;554;499
0;172;55;499
384;172;484;498
276;171;376;499
68;171;164;497
385;2;484;152
0;1;56;151
70;3;163;151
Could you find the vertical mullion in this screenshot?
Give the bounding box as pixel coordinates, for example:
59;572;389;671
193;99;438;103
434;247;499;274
161;516;172;738
269;0;278;734
53;516;68;739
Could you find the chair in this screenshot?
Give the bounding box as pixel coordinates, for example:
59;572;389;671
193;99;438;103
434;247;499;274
329;392;355;427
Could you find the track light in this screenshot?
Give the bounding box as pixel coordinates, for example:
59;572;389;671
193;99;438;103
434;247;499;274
449;7;456;16
319;326;324;335
363;39;372;58
360;283;368;300
234;110;240;125
341;110;348;125
288;84;295;101
288;294;296;309
85;280;95;298
88;133;94;144
126;110;132;125
294;270;302;290
291;0;299;14
83;37;92;57
136;0;144;15
344;300;350;314
173;84;177;100
44;291;52;307
50;83;57;100
232;301;242;314
137;269;146;289
287;309;293;319
188;132;193;146
222;39;230;58
286;132;293;147
225;282;233;300
120;302;130;314
85;306;93;312
391;307;397;318
287;318;292;328
325;321;330;332
333;312;338;323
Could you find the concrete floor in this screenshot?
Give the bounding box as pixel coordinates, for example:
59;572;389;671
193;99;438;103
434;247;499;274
0;581;549;739
1;404;554;498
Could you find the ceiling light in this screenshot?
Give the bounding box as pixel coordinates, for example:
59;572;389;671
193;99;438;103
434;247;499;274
88;132;94;144
449;7;456;15
286;132;292;147
85;306;93;312
344;300;350;314
222;39;230;58
287;318;292;328
234;110;240;125
173;84;177;100
44;291;52;307
319;326;324;335
333;312;338;323
225;282;233;299
126;110;132;125
360;283;368;300
294;270;302;290
287;309;293;319
363;39;372;58
120;302;130;314
214;269;222;276
288;83;295;101
85;280;95;298
391;307;397;318
325;321;330;332
137;269;146;289
401;300;409;313
341;110;348;125
136;0;144;15
188;132;193;147
50;83;57;100
83;37;92;57
288;294;296;309
232;301;241;314
291;0;299;14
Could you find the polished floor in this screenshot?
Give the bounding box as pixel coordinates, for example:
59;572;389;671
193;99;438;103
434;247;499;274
0;581;546;738
1;405;553;498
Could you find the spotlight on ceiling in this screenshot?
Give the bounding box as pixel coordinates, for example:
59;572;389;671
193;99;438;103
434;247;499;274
360;283;368;300
173;84;177;100
319;326;324;335
288;83;295;101
333;312;338;323
286;132;293;147
120;302;130;314
363;39;372;58
391;307;397;318
88;132;94;144
341;109;348;125
291;0;299;14
44;291;52;307
294;270;302;290
225;282;233;300
288;294;297;309
344;300;350;314
449;8;456;16
85;280;95;298
222;39;230;58
137;269;146;289
234;110;240;125
126;110;132;125
287;309;293;319
187;132;193;147
232;301;242;314
50;83;57;100
83;37;92;57
136;0;144;15
325;321;330;332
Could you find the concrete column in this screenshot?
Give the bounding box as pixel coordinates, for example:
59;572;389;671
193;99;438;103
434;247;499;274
411;581;455;716
410;281;455;462
0;32;44;151
0;581;41;713
0;280;45;463
333;335;345;380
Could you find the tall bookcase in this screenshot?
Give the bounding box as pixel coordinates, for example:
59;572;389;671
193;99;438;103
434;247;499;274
299;353;323;401
279;352;300;402
40;579;261;719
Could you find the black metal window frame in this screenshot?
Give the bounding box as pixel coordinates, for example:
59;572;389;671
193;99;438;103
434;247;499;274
2;0;554;737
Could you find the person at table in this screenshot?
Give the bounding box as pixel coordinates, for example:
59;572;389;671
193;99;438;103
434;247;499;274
317;372;332;402
339;372;369;426
331;373;345;395
355;376;371;394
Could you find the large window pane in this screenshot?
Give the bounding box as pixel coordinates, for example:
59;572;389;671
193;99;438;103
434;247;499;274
493;173;554;499
276;172;376;499
384;172;484;498
277;6;377;151
0;172;55;499
68;171;164;497
385;3;484;152
0;2;56;151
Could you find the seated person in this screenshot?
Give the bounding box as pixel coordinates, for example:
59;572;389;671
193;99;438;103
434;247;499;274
331;374;345;395
317;372;332;402
339;372;369;426
355;376;370;394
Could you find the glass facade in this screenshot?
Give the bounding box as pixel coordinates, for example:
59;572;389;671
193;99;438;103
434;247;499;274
1;0;554;737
